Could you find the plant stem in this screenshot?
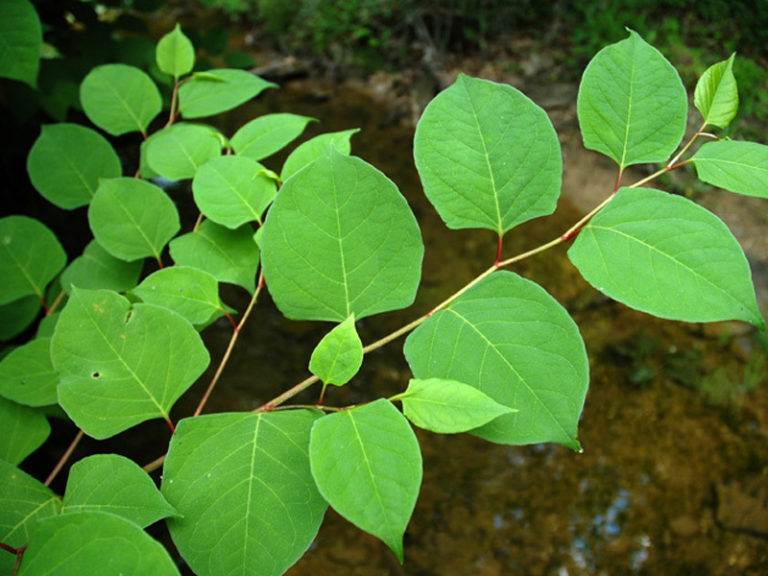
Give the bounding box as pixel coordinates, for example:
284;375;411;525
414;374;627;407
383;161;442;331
44;429;84;487
142;453;166;474
47;289;66;315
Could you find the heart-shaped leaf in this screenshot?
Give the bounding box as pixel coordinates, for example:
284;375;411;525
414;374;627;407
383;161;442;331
163;411;327;576
61;240;143;295
691;140;768;199
261;149;423;321
414;73;562;234
0;396;49;465
179;69;276;118
577;29;687;169
281;128;359;181
0;296;41;342
231;113;316;160
309;314;363;386
0;459;60;549
0;338;58;407
51;288;210;439
145;123;222;180
404;271;589;450
694;54;738;129
26;123;122;209
568;187;764;328
156;24;194;78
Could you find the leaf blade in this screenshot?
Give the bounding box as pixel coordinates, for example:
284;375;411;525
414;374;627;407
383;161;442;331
691;140;768;199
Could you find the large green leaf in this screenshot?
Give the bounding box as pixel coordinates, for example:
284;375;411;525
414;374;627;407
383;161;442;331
51;288;210;439
694;54;738;129
0;0;41;87
0;296;41;342
392;377;516;434
404;271;589;449
132;266;225;326
0;459;61;549
691;140;768;199
0;338;58;407
163;411;327;576
261;149;423;321
178;69;276;118
18;512;180;576
192;155;276;228
169;220;260;292
281;128;359;181
156;24;194;78
414;73;561;234
88;178;180;262
0;216;66;305
309;314;363;386
231;113;316;161
145;123;222;181
61;454;177;528
80;64;162;136
60;240;143;294
309;399;422;562
26;123;122;209
577;29;687;169
0;396;49;465
568;187;764;328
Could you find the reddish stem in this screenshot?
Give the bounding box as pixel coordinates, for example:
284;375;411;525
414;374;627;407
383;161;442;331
165;417;176;434
494;234;503;267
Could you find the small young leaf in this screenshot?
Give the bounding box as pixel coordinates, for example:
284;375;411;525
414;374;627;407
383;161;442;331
309;399;422;562
0;459;60;549
404;271;589;450
281;128;359;181
62;454;177;527
0;0;42;87
80;63;162;136
694;54;738;129
0;338;58;407
170;220;260;292
61;240;143;295
568;187;764;328
88;177;180;262
192;155;276;228
231;113;316;161
691;140;768;199
394;378;516;434
577;29;687;169
156;24;195;78
20;512;181;576
414;73;561;234
0;216;66;305
179;69;276;118
261;149;424;321
0;296;41;342
132;266;225;326
51;288;210;439
0;396;50;465
163;411;327;576
27;123;122;209
309;314;363;386
145;123;222;180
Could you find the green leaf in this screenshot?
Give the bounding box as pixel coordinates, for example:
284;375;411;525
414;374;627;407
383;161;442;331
0;338;58;407
281;128;359;181
0;459;61;549
192;155;276;228
80;63;162;136
0;216;66;305
0;0;42;87
170;220;260;292
261;150;423;321
691;140;768;199
309;399;421;562
19;512;180;576
26;123;122;209
132;266;226;326
61;454;177;527
51;288;210;439
179;68;276;118
156;24;195;78
414;73;562;234
61;240;143;295
393;377;516;434
694;54;738;129
577;29;687;169
404;271;588;450
0;296;41;342
163;411;327;576
88;178;180;262
568;187;764;328
309;314;363;386
0;396;49;465
145;123;222;180
231;113;316;161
